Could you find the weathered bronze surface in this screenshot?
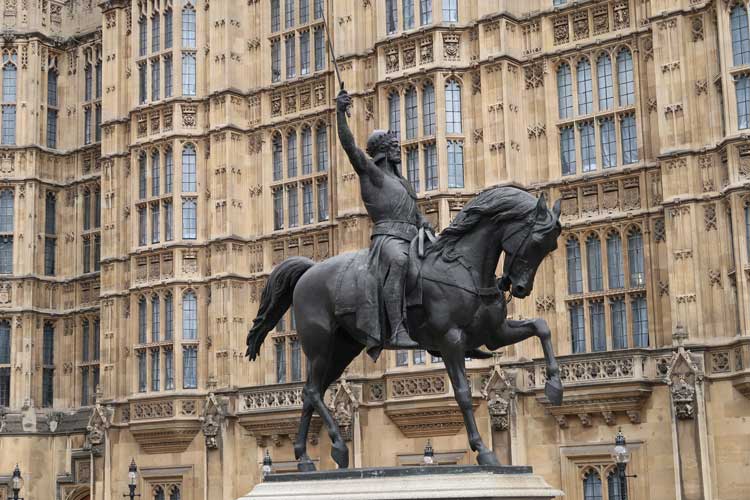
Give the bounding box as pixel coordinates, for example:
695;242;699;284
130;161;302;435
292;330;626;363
246;90;564;471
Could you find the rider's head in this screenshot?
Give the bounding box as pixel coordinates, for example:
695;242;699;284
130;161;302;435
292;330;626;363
366;130;401;167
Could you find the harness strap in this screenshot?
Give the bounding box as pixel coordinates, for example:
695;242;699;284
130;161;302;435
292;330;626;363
422;273;501;300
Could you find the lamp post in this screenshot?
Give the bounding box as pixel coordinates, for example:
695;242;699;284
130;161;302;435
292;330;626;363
11;464;24;500
422;439;434;466
262;449;273;477
124;458;140;500
611;428;635;500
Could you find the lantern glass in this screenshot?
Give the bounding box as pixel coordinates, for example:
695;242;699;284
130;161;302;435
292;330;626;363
11;466;23;492
612;444;630;464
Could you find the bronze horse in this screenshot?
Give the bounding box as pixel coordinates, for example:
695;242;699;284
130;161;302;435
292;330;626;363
246;186;563;470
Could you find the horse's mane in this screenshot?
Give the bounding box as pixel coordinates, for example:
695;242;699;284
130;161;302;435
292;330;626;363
428;186;545;258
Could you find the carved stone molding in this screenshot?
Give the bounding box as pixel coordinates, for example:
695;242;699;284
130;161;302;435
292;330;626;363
385;400;476;438
664;346;704;420
129;420;202;454
482;364;516;432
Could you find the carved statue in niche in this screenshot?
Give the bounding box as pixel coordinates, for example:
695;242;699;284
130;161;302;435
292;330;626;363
664;345;703;421
482;363;516;432
201;393;226;450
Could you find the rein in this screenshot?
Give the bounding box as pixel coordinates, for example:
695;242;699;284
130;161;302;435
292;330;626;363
498;210;538;293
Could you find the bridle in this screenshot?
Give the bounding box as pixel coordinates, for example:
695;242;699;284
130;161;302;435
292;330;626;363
498;209;539;300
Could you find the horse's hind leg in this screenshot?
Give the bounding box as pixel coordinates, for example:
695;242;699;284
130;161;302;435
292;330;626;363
297;327;363;470
294;367;317;471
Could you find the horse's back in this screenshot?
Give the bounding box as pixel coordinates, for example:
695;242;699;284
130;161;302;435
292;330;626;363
293;249;366;313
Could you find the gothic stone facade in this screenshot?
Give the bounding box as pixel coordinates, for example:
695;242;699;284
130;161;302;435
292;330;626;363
0;1;748;500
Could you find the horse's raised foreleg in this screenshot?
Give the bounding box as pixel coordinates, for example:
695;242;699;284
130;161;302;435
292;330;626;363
442;329;499;466
492;318;563;406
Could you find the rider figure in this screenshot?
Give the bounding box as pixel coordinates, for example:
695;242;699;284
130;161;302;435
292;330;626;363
336;89;433;349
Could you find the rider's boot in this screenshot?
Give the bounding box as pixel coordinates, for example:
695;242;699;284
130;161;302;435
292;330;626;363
384;299;419;348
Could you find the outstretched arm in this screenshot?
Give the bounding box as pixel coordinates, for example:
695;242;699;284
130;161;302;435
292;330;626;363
336;90;371;176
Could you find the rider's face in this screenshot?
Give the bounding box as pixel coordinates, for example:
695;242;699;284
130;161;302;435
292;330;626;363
386;139;401;164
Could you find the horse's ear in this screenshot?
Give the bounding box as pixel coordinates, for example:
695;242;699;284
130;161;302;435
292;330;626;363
552;198;562;220
536;193;547;218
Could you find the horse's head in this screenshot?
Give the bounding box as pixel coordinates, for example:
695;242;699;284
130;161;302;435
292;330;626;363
499;194;562;298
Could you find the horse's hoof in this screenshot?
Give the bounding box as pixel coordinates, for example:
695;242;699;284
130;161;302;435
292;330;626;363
477;450;500;466
331;442;349;469
545;377;564;406
297;459;316;472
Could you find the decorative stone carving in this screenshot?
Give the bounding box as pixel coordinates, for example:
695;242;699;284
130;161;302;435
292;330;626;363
708;269;722;288
710;351;730;373
442;33;460;61
664;346;703;420
613;1;630;29
553;16;569;45
132;400;175;420
482;364;516;432
328;378;360;442
368;381;385;402
653;218;666;242
593;6;609;35
181;104;197;127
86;403;114;447
691;15;704;41
704;204;717;231
419;37;433;63
385;47;398;72
390;374;446;398
524;63;544;89
572;12;589;40
201;393;226;449
0;282;11;305
402;42;416;69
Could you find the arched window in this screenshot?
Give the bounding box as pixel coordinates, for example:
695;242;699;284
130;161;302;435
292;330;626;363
388;91;401;137
182;53;196;96
287;131;297;178
405;86;417;139
442;0;457;22
596;54;613;110
152;294;160;342
164;292;174;340
182;3;196;48
583;470;603;500
316;125;328;172
607;470;624;500
164;8;173;48
732;5;750;66
272;132;283;180
0;189;13;275
139;17;147;56
138;297;147;343
560;125;576;175
422;82;436;135
420;0;432;25
42;322;54;407
557;63;573;119
182;199;197;240
151;150;160;196
566;238;583;294
447;140;464;188
169;486;181;500
151;347;160;391
0;190;14;233
445;79;462;134
183;345;197;388
586;234;602;292
601;117;617;168
271;0;281;32
0;319;11;406
627;228;644;287
569;303;585;354
85;63;93;101
590;300;606;352
403;0;415;29
737;75;750;130
0;320;10;365
301;126;312;175
152;13;161;53
2;58;17;145
285;0;295;28
181;144;197;192
154;486;165;500
606;232;624;288
386;0;398;34
182;290;197;340
165;147;174;192
616;48;634;106
611;297;627;349
577;58;593;115
47;70;58;148
138;152;148;199
632;295;648;348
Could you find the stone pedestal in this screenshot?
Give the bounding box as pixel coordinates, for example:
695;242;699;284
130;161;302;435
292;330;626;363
240;465;563;500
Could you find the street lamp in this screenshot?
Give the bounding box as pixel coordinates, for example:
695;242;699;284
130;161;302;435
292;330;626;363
262;449;273;477
124;458;140;500
611;428;636;500
11;464;24;500
422;439;435;466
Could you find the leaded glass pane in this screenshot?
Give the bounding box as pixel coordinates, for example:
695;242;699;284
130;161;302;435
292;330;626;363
567;239;583;293
611;298;627;349
182;291;197;340
445;80;462;133
617;49;634;106
577;58;593;115
590;302;606;352
570;304;585;354
597;55;613;110
732;5;750;66
586;235;603;291
557;64;573;119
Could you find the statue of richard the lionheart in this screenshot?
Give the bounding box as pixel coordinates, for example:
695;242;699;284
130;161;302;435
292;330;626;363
335;89;434;357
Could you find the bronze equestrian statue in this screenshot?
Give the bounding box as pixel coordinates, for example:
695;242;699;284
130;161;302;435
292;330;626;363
246;89;564;471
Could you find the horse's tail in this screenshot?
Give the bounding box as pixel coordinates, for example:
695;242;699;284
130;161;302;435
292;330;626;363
245;257;314;361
